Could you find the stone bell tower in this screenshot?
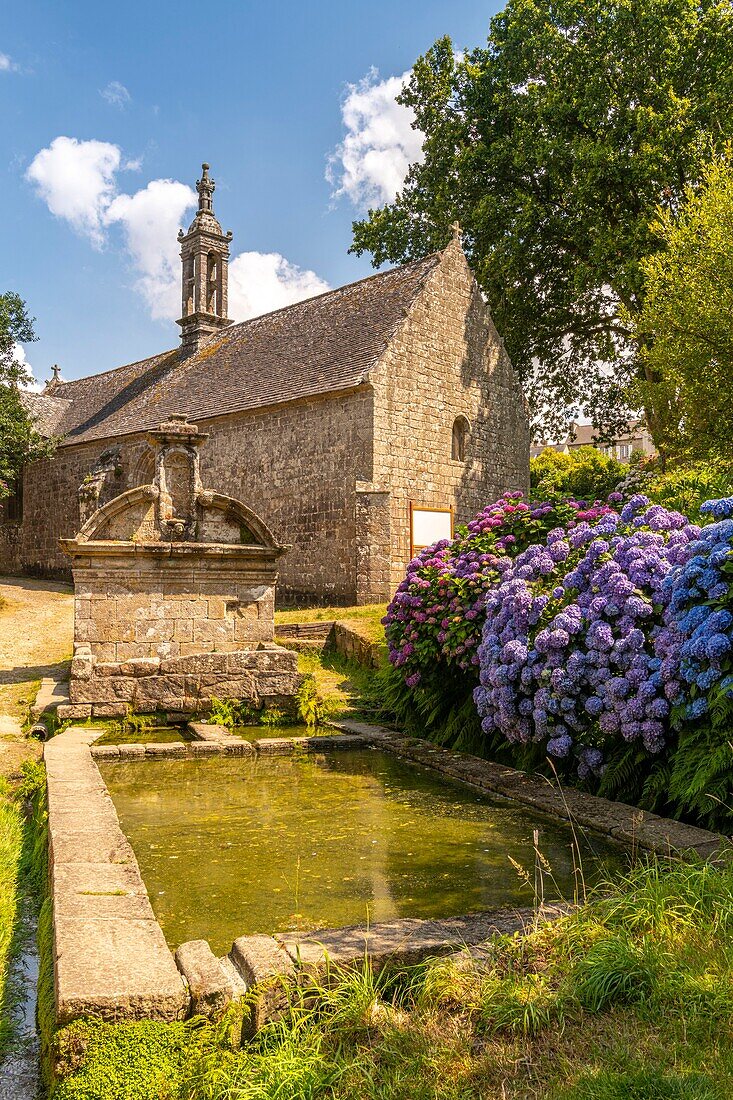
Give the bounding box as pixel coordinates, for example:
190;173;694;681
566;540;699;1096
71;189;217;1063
177;163;234;356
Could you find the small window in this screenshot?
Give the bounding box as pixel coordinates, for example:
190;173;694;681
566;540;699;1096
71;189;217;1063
4;476;23;524
451;416;470;462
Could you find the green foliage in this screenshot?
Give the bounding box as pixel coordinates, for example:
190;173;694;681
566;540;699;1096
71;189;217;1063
49;859;733;1098
51;1018;204;1100
296;674;338;728
0;291;56;498
476;973;562;1036
208;696;261;729
562;1068;724;1100
633;153;733;461
531;447;627;503
570;933;663;1012
38;897;56;1091
644;459;733;521
350;0;733;440
0;778;24;1057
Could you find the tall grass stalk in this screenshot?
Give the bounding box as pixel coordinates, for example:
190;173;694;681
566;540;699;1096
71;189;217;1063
0;778;24;1057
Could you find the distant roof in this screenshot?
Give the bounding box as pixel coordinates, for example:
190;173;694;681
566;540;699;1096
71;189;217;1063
566;420;645;446
31;252;443;447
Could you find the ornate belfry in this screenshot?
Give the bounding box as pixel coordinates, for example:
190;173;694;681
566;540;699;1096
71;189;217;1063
177;163;234;356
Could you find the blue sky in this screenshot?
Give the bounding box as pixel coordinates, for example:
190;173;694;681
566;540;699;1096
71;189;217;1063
1;0;500;384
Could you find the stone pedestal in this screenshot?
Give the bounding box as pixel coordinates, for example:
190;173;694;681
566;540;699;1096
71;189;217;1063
60;416;300;718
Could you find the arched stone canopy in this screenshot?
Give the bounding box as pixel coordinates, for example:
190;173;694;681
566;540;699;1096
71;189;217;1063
65;415;285;553
72;484;283;552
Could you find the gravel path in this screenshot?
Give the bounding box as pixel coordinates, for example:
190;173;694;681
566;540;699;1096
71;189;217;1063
0;577;73;1097
0;575;74;780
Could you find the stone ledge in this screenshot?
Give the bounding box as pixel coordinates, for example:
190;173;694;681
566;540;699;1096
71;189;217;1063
54;915;188;1025
175;940;233;1019
45;725;190;1026
276;909;539;975
88;730;374;760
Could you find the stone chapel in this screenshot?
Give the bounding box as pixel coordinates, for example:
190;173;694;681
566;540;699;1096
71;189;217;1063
0;164;529;605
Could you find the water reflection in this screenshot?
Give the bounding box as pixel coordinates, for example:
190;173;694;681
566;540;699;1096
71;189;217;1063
101;749;624;955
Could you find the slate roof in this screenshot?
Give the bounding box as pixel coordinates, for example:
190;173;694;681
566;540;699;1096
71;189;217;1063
37;252;442;447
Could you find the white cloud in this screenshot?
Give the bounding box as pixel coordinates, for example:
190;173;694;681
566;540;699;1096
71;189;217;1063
26;135;330;325
14;344;44;392
106;180;196;321
101;81;131;108
327;67;424;210
0;52;19;73
26;136;121;247
229;252;330;321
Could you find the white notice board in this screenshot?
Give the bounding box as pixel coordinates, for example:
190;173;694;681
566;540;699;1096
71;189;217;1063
410;504;454;556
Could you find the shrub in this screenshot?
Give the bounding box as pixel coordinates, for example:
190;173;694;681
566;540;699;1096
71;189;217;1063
531;445;628;503
646;461;733;523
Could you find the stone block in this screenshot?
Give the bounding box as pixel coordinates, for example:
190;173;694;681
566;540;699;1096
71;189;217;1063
234;619;271;643
54;914;189;1024
69;678;135;704
49;827;136;868
160;653;228;676
90;745;120;760
193;619;235;644
135;620;176;643
175;940;233;1018
225;651;260;675
92;703;129;718
57;704;93;721
120;657;161;677
93;662;122;678
188;741;224;756
255;673;301;698
118;743;146;759
144;742;188;757
133;675;186;709
198;675;256;700
230;935;295;1035
276;911;534;978
188;722;230;742
254;738;296;756
70;653;93;681
221;739;255;756
174;620;194;642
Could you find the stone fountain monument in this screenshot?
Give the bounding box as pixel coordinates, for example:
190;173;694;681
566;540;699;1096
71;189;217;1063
59;415;300;720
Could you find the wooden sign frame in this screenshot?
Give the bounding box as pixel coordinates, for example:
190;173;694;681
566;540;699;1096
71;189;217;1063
409;501;454;558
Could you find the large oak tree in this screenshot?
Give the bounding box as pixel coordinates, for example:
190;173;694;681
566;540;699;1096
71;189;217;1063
350;0;733;447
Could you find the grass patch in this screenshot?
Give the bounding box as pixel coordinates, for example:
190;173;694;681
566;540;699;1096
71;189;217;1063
275;603;388;645
47;857;733;1099
0;777;25;1057
297;649;381;722
0;759;47;1065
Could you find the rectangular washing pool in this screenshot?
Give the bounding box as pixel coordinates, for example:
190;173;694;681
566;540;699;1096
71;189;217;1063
100;748;624;955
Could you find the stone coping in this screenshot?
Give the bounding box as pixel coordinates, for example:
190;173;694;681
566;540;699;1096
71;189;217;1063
45;717;727;1029
89;722;379;760
44;725;189;1025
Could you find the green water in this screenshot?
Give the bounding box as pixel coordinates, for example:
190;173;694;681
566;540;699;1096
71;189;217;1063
100;750;625;954
231;724;342;741
95;726;191;746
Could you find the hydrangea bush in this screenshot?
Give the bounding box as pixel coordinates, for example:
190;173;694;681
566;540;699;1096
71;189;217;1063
659;497;733;721
473;496;700;777
384;493;618;688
